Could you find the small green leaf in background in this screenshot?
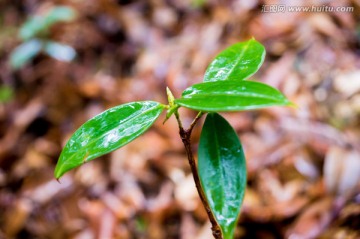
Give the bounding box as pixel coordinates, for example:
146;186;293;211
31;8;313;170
0;86;14;103
9;39;43;69
55;101;165;179
198;113;246;239
44;41;76;62
19;6;76;41
204;39;265;82
19;16;45;41
45;6;76;26
175;80;292;112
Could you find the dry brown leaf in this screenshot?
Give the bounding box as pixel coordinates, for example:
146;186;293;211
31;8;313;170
334;70;360;97
324;146;360;196
286;198;334;239
4;198;32;236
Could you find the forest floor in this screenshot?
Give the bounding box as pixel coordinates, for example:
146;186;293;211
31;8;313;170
0;0;360;238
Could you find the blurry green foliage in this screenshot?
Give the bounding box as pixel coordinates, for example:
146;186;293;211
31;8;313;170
0;86;14;103
10;39;43;70
134;217;148;233
356;24;360;42
191;0;207;8
9;6;77;70
44;41;76;62
19;6;76;41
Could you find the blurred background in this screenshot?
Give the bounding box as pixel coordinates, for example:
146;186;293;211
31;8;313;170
0;0;360;238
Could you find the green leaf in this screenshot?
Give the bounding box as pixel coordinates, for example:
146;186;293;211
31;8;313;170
19;6;76;41
198;113;246;239
44;6;76;26
44;41;76;62
55;101;165;179
9;39;43;69
19;16;46;40
204;39;265;82
175;80;292;112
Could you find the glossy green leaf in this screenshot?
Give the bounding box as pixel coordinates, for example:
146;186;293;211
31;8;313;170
55;101;165;179
204;39;265;82
175;80;292;112
198;113;246;239
10;39;43;69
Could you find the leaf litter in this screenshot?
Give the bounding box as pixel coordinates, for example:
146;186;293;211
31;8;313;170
0;0;359;238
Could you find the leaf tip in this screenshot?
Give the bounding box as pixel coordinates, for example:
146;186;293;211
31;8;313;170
162;117;168;125
287;101;298;109
54;169;63;180
54;162;66;180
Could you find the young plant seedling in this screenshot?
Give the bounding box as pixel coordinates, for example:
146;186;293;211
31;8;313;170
55;39;293;239
10;6;77;70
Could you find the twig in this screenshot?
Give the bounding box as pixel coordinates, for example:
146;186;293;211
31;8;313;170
188;112;204;135
175;111;222;239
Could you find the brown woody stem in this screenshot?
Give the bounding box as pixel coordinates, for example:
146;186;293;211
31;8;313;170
174;111;222;239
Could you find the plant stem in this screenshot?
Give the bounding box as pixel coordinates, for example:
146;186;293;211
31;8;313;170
175;111;223;239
